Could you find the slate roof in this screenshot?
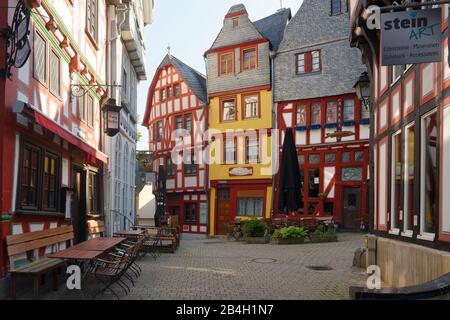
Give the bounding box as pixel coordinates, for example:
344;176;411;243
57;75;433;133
253;8;292;52
158;54;208;104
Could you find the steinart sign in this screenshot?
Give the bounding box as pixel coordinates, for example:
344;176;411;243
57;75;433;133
381;9;441;66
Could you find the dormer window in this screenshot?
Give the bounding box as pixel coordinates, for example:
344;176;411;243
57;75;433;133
331;0;341;15
232;17;239;28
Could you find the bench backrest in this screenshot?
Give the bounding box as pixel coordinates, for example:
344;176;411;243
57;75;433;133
88;219;105;238
6;225;74;257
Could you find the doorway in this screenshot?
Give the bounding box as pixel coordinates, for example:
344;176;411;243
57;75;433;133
342;187;362;231
72;166;87;244
216;189;231;235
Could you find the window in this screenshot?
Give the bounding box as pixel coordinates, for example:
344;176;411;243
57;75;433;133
342;151;351;162
326;101;338;124
361;104;370;120
308;168;320;197
391;130;403;232
420;110;438;236
42;152;58;210
49;50;60;97
86;95;94;127
77;96;85;122
221;99;236;121
331;0;341;15
160;88;166;102
166;156;176;177
184;151;197;175
245;137;259;164
242;48;257;71
224;138;236;164
296;51;321;74
392;65;404;84
309;154;320;164
343;99;355;122
19;142;62;213
325;153;336;163
175;115;183;130
312;51;321;72
296;105;307;126
342;167;363;181
20;143;41;210
184;203;198;224
220;52;233;75
355;151;365;161
243;95;259;119
311;103;321;125
404;124;415;233
156;121;163;140
184;114;192;133
122;68;127;98
88;172;99;214
174;84;181;98
86;0;98;42
167;86;173;100
232;17;240;28
34;31;47;84
237;198;263;217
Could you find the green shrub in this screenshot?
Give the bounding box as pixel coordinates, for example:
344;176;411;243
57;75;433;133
315;225;336;237
272;226;308;240
242;219;267;237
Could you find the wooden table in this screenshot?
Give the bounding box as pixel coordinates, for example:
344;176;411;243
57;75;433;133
69;237;126;252
113;230;144;238
49;248;103;260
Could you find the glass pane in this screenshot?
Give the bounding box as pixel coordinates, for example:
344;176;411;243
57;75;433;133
404;125;415;231
309;154;320;164
392;133;403;229
355;151;364;161
342;151;351;162
298;155;305;165
326;102;337;123
343;99;355;121
296;105;306;126
325;153;336;163
311;103;321;125
308;169;320;197
342;167;363;181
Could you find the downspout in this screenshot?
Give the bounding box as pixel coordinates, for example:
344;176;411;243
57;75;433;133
270;50;277;218
203;55;211;237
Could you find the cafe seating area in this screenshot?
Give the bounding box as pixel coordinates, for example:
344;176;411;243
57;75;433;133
5;220;181;300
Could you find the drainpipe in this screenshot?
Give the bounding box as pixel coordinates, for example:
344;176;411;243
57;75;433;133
270;50;277;218
203;55;211;236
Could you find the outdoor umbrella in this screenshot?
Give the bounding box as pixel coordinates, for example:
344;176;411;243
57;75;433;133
155;165;167;227
277;128;302;214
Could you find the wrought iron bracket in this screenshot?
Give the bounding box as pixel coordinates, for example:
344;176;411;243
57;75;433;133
70;83;122;98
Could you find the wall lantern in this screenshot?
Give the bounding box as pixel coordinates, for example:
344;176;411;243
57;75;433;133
354;72;371;111
102;98;122;137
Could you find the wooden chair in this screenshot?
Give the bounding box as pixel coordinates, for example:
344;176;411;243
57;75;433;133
6;225;74;299
88;219;105;238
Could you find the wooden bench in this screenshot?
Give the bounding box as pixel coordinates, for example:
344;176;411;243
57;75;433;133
6;225;74;299
88;219;105;238
135;226;179;253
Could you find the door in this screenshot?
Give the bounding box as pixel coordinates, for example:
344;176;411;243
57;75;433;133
216;189;231;235
72;166;87;244
342;187;362;231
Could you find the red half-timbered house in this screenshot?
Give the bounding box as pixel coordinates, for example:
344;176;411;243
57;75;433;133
143;54;209;235
273;0;369;230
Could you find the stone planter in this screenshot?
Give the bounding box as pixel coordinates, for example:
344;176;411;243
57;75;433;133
245;235;271;244
309;234;338;243
276;237;305;245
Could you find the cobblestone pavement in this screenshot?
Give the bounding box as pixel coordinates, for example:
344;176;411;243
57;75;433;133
42;233;367;300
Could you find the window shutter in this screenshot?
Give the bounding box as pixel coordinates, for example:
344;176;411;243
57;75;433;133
305;52;312;73
49;51;60;96
34;33;46;83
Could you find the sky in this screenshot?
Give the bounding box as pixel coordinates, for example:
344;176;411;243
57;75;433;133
136;0;304;150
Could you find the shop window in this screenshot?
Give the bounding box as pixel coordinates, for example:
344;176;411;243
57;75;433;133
420;110;439;236
308;168;320;197
237;198;263;217
245;137;259;164
391;130;403;231
296;104;307;126
20;143;41;210
342;167;363;181
309;154;320;164
243;95;259;119
221;99;236;122
184;203;198;224
242;48;257;71
88;172;99;215
404;123;415;233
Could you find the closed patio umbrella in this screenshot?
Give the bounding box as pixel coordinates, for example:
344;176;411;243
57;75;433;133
155;165;167;227
278;128;302;214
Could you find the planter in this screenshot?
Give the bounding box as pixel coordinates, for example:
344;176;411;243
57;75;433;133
309;234;338;243
245;235;271;244
276;237;305;245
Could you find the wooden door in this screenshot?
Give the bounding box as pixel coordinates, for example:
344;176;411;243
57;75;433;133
216;189;231;235
72;166;87;244
342;187;362;231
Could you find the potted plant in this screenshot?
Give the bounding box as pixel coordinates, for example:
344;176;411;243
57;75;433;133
272;226;308;245
310;225;338;243
242;219;270;244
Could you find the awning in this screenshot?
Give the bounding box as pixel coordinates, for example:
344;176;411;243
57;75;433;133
34;112;108;164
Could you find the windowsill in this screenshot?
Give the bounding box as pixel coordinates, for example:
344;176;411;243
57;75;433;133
388;228;400;236
296;71;322;77
401;230;413;238
417;233;436;242
15;210;65;218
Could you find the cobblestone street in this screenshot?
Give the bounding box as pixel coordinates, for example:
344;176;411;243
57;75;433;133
43;233;367;300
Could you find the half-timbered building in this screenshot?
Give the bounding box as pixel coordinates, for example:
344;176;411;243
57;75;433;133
205;4;291;235
350;0;450;288
144;54;209;236
0;0;109;292
274;0;369;230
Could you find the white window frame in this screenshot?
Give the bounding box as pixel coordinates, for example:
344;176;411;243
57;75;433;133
402;122;415;238
418;108;438;242
389;129;402;235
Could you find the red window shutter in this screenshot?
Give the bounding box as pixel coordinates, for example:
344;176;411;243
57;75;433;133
305;52;312;73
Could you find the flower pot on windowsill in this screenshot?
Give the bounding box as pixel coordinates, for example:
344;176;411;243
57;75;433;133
245;234;271;244
277;237;305;245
